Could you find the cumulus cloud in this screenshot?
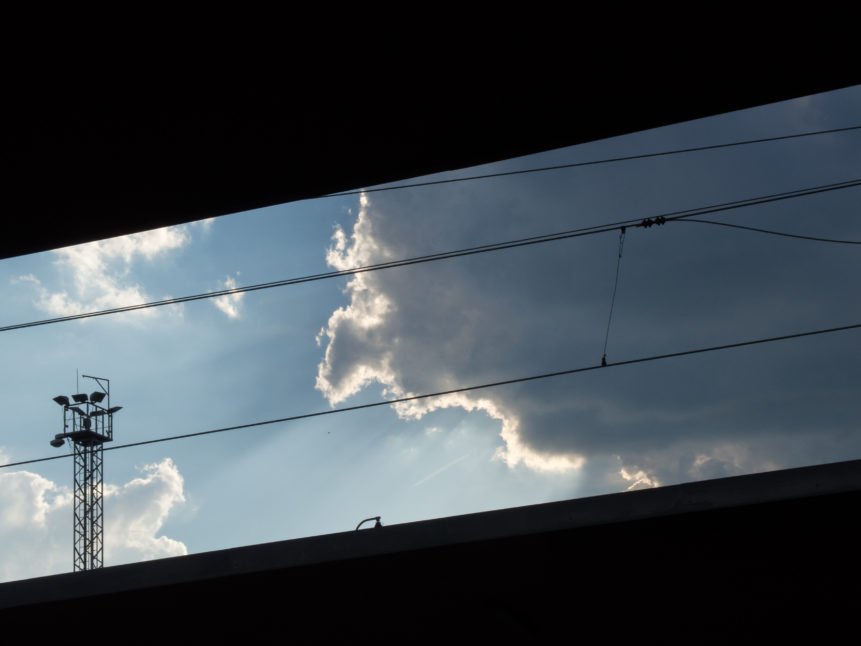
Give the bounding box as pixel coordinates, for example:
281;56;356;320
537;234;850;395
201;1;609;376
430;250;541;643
104;458;188;563
0;469;71;582
16;225;190;322
212;273;244;319
0;458;187;582
314;105;861;491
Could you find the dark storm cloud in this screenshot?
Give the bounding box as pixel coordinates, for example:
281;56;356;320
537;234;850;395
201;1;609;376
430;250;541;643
316;87;861;485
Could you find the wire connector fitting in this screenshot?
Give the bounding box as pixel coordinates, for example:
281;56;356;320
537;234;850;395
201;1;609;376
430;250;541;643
640;216;666;228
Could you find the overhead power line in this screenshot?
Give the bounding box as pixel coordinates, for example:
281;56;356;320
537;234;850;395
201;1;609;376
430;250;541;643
327;126;861;197
602;227;626;366
674;219;861;244
3;321;859;470
3;178;860;334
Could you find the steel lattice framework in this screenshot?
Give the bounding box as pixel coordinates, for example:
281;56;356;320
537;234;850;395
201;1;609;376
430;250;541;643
72;440;105;570
51;376;120;572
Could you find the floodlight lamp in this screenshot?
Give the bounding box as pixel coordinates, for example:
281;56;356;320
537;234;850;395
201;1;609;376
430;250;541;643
50;436;65;448
70;406;87;416
90;391;106;403
90;410;105;417
72;394;89;404
108;406;123;414
53;396;70;407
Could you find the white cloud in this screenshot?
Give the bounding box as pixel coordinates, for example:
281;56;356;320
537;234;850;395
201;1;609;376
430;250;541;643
0;458;187;583
0;469;70;582
212;273;244;319
17;225;191;322
105;458;188;563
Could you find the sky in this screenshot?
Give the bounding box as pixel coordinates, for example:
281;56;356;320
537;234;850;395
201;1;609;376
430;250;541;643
1;85;859;583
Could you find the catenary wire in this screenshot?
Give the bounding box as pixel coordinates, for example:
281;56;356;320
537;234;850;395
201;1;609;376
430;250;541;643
672;218;861;244
2;178;860;334
602;227;626;364
3;321;859;470
326;126;861;197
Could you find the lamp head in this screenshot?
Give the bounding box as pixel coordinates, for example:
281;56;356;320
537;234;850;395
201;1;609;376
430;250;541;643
53;396;70;407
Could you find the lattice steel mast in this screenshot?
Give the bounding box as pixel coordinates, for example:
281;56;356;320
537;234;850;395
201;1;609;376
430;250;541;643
50;375;121;571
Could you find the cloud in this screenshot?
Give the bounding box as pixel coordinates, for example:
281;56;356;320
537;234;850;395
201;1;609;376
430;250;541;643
315;193;585;473
615;439;785;491
0;469;70;582
17;225;191;322
212;273;244;319
314;109;861;490
619;466;660;491
104;458;188;563
0;458;187;582
190;217;216;232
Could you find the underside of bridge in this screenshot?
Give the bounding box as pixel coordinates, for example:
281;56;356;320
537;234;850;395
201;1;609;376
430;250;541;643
4;52;857;260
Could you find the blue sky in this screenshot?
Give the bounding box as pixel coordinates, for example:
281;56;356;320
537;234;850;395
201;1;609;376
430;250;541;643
1;85;859;581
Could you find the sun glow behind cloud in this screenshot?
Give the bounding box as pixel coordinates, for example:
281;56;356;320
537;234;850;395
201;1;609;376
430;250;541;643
315;192;585;473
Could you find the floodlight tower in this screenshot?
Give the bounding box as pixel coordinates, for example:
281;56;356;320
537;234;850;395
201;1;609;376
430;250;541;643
50;375;121;571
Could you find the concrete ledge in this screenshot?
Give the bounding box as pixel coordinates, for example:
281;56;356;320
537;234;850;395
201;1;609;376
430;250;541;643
2;458;860;609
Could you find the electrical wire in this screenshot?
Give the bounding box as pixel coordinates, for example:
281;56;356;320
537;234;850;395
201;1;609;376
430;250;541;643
3;178;860;333
672;218;861;244
602;227;626;365
326;126;861;197
3;321;859;470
